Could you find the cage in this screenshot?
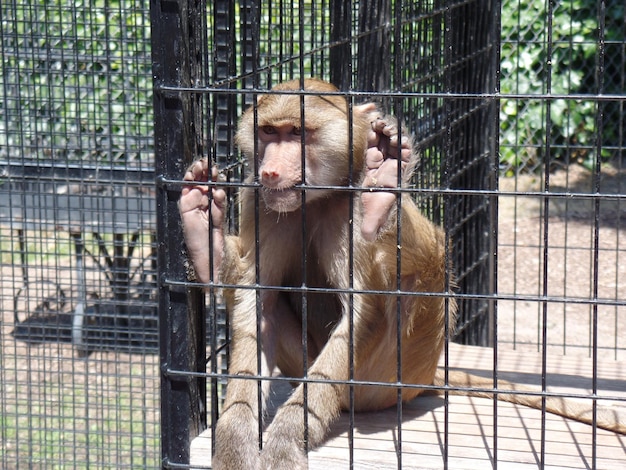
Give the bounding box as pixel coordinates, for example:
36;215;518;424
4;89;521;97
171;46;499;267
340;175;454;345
0;0;160;468
1;0;624;468
153;0;626;469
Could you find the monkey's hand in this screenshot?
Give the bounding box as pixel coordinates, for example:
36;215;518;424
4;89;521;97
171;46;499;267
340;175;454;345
360;117;415;241
178;159;226;285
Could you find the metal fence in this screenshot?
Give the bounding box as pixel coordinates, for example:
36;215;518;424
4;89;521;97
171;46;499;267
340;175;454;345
152;0;498;465
1;0;625;468
0;0;159;468
153;0;625;468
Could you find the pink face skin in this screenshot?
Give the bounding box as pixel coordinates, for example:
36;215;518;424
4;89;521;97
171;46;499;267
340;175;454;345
256;123;309;213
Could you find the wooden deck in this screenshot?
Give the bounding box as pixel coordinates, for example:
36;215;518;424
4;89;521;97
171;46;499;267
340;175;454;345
190;344;626;469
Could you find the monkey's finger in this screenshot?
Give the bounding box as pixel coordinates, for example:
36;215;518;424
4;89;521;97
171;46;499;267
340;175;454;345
381;123;398;137
383;145;413;163
360;191;396;242
211;165;228;183
184;158;210;182
366;124;382;149
211;188;227;227
371;117;389;133
365;147;385;171
401;147;413;163
370;120;413;160
387;134;412;148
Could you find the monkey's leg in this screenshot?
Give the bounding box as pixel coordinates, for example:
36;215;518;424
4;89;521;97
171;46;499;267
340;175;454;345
179;159;226;284
259;311;353;470
212;289;290;470
360;117;416;241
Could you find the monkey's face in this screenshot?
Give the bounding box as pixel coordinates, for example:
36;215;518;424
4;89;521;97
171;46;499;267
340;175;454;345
235;82;368;214
253;121;350;213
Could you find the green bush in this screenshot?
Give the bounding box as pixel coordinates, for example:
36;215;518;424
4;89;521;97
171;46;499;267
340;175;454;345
0;0;153;164
500;0;624;174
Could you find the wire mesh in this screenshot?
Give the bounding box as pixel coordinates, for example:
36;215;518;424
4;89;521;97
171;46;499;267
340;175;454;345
498;0;626;358
1;0;624;468
1;0;159;468
154;0;626;467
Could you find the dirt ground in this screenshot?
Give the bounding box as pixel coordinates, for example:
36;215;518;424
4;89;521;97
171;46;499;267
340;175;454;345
0;247;160;468
498;164;626;360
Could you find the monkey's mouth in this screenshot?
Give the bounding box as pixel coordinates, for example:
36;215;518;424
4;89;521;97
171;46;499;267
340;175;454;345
261;186;303;212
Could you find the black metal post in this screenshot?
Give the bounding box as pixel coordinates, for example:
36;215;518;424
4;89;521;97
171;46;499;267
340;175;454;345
446;0;498;345
357;0;391;92
329;0;352;89
150;0;207;467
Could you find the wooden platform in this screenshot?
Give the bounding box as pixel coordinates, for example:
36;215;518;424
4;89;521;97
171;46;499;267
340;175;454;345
190;344;626;469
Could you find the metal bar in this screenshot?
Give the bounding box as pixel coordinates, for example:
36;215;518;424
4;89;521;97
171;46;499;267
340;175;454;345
150;0;207;467
69;231;88;356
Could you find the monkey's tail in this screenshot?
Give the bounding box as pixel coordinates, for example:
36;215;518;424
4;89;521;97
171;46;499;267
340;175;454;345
433;369;626;435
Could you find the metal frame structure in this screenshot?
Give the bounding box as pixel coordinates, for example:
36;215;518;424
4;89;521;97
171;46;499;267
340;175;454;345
152;0;499;467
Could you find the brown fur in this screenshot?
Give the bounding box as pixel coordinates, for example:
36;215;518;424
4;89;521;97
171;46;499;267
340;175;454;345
211;79;455;469
181;79;624;470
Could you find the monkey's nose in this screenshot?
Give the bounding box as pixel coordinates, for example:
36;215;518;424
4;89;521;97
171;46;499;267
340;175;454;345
261;169;281;187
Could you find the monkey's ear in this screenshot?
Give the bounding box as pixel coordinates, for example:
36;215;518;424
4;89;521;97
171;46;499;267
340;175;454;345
354;103;383;128
354;102;378;117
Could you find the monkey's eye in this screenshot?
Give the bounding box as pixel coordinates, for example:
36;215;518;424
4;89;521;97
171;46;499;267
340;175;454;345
260;125;277;135
292;127;302;136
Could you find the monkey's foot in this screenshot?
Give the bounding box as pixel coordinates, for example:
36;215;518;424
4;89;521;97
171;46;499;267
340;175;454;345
212;408;261;470
178;159;226;285
360;117;415;241
260;440;308;470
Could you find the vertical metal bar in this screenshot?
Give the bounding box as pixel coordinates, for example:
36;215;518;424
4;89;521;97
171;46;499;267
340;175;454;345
330;0;352;88
210;0;236;452
342;26;356;468
237;0;263;451
331;4;356;465
296;8;310;456
540;0;556;465
150;0;206;467
590;2;607;467
488;1;502;467
347;97;355;469
357;0;391;93
392;3;404;468
442;4;453;467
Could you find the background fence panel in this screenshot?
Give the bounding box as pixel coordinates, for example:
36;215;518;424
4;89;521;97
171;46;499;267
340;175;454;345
1;1;159;468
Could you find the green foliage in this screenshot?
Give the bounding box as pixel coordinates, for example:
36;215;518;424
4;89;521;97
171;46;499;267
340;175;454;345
500;0;624;174
0;0;153;164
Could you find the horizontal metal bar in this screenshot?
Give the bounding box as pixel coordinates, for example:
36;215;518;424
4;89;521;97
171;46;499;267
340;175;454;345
0;160;155;184
161;367;626;403
154;84;626;103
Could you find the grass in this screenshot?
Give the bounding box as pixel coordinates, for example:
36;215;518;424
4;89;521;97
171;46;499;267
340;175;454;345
0;343;160;469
